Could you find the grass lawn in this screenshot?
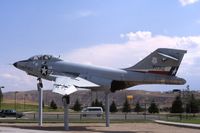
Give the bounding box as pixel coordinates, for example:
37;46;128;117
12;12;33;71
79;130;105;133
166;114;200;124
170;119;200;124
1;102;200;124
0;102;63;112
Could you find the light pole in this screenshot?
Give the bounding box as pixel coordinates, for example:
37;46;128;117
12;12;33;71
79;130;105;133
14;91;18;111
0;86;4;110
24;94;28;111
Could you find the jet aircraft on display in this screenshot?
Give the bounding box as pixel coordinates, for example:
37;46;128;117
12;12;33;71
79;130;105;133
13;48;187;96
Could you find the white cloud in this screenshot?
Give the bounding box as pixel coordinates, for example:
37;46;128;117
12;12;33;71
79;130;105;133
65;10;95;21
64;31;200;83
179;0;199;6
0;73;20;81
0;66;52;92
63;31;200;90
1;31;200;91
120;31;152;41
196;19;200;24
78;10;95;18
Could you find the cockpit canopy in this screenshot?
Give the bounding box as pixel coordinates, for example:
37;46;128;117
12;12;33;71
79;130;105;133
28;55;62;61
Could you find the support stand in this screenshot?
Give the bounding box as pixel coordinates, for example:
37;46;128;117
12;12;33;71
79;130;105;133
105;92;110;127
62;95;70;131
37;78;43;127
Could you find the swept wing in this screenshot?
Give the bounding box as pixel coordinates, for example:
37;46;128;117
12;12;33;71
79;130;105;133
52;75;99;95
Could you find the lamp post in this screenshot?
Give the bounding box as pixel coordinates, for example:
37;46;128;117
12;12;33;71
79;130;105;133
24;94;28;111
0;86;4;110
14;91;18;111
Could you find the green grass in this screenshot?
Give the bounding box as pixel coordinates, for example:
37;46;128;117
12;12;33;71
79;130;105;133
168;118;200;124
165;114;200;124
1;102;200;124
179;119;200;124
0;103;63;112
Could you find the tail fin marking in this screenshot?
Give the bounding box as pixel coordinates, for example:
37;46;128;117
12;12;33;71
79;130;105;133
124;48;187;76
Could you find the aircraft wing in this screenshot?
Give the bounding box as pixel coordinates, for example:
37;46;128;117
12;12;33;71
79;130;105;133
52;76;99;95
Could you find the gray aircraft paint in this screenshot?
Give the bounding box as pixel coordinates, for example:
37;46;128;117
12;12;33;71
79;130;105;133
13;48;186;94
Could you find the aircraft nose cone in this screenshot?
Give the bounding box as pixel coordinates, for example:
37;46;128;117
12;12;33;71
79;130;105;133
13;62;18;68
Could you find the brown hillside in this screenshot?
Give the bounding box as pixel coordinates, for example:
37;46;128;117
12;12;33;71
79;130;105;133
2;90;200;109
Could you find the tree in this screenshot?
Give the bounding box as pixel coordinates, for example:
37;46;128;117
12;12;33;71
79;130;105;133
91;98;100;107
91;98;104;110
122;98;131;113
148;100;159;113
110;100;118;112
91;101;95;107
171;95;184;113
73;99;82;111
99;101;104;111
50;100;57;110
134;101;142;114
186;94;199;114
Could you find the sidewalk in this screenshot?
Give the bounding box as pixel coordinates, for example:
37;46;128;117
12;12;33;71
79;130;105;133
155;120;200;129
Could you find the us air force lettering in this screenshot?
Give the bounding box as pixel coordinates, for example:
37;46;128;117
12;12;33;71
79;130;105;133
13;48;186;95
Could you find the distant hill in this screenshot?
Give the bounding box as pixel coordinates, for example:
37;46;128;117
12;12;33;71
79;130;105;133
2;89;200;109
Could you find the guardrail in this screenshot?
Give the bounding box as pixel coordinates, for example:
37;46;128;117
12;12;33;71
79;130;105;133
1;112;199;123
23;112;162;121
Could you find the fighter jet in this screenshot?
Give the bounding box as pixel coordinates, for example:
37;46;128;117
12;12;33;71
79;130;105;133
13;48;186;95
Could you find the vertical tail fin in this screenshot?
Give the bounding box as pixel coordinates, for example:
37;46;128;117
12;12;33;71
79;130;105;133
125;48;187;76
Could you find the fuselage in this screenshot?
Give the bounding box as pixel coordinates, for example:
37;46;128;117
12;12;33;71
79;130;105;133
13;55;186;92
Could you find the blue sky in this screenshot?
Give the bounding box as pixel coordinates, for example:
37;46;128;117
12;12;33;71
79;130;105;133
0;0;200;92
